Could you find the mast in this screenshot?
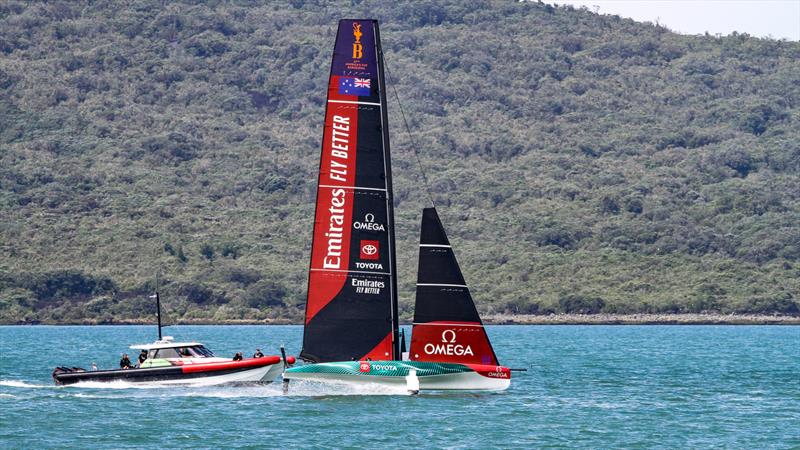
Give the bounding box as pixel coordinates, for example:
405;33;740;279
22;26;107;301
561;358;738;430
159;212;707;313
156;291;162;340
154;270;162;340
374;23;400;360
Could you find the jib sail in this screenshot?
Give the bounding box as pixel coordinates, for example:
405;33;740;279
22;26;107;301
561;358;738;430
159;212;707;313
300;19;399;363
409;208;499;366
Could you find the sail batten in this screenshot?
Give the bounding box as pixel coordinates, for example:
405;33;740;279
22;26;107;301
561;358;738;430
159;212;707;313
300;19;398;363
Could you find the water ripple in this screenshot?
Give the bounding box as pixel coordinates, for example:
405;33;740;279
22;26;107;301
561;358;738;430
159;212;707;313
0;325;798;448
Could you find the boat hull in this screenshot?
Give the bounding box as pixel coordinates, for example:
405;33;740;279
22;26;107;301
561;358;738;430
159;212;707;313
283;361;511;391
53;357;288;386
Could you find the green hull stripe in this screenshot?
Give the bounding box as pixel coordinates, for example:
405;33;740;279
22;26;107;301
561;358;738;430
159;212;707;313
285;361;471;378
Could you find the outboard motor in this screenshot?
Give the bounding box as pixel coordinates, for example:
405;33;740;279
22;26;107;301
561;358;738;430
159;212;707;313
52;366;86;385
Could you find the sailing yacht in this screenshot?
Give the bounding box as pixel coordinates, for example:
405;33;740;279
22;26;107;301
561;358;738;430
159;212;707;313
282;19;511;391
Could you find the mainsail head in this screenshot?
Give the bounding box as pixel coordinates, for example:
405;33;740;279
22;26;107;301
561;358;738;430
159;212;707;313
409;208;500;366
300;19;399;363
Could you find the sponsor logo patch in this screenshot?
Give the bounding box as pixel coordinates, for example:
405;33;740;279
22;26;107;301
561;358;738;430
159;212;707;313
353;213;385;232
351;277;384;295
359;361;370;372
423;329;474;357
486;367;510;379
360;240;379;260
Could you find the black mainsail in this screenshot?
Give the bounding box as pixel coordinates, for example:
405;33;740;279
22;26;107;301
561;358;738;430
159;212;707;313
300;19;399;363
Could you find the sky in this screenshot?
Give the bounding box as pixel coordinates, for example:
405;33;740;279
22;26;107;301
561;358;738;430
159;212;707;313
548;0;800;41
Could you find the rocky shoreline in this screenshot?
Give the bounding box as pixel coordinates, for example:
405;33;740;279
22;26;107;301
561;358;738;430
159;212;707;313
482;313;800;325
5;313;800;326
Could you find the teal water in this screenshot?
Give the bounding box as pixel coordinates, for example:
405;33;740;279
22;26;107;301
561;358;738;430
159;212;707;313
0;325;798;448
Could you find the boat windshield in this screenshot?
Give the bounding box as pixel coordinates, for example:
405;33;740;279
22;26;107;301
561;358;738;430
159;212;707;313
185;345;214;357
145;345;215;359
152;348;181;359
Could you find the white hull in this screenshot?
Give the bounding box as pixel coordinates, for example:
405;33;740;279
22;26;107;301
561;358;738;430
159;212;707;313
141;363;283;386
284;369;510;391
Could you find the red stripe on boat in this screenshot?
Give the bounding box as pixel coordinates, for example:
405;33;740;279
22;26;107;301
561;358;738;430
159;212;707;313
180;356;282;374
463;363;511;380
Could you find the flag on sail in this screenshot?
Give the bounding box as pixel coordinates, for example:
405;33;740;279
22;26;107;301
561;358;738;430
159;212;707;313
338;77;372;96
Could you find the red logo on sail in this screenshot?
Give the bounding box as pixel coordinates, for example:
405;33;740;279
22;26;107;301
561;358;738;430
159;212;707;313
360;240;379;260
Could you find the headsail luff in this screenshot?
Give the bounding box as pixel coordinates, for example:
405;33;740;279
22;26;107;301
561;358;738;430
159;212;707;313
300;19;398;363
409;208;499;366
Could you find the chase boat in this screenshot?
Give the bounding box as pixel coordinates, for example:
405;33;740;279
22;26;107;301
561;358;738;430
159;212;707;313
282;20;514;392
53;336;295;386
53;289;294;386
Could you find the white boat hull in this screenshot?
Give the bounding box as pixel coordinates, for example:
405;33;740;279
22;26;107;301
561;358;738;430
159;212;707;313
283;361;511;391
149;362;284;386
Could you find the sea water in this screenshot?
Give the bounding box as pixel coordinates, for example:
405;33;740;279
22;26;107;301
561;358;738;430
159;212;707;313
0;325;798;448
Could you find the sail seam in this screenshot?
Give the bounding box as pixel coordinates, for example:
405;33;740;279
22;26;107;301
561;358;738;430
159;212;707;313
318;184;387;192
416;283;468;288
411;322;483;327
311;268;391;276
327;100;381;106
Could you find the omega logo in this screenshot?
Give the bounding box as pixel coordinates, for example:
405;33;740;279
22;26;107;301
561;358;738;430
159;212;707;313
423;329;474;357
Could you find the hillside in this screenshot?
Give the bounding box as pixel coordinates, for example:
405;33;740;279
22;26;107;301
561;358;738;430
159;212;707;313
1;0;798;324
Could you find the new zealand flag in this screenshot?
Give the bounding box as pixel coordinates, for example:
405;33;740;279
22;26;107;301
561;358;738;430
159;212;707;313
338;77;372;96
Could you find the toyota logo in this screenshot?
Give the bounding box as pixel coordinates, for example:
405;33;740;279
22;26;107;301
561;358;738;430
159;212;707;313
361;244;378;255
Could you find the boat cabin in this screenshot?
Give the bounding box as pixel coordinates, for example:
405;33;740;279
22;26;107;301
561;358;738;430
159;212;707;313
129;337;221;367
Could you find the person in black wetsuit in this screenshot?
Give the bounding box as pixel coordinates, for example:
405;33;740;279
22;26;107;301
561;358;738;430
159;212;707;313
253;349;264;358
232;352;243;361
120;354;132;369
137;350;148;367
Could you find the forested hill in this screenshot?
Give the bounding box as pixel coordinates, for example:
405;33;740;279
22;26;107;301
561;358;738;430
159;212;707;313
1;1;798;324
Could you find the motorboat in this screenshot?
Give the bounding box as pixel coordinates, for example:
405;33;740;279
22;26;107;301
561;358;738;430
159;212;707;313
53;336;295;386
53;285;294;386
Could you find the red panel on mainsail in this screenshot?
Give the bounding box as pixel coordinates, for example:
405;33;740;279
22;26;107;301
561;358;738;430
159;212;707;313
300;20;399;363
305;98;359;323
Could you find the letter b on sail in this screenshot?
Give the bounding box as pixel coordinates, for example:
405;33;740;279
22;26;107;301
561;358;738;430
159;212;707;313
352;23;363;59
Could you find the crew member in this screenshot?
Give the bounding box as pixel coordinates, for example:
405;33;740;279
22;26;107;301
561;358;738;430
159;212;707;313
232;352;243;361
137;350;148;367
120;353;132;369
253;349;264;358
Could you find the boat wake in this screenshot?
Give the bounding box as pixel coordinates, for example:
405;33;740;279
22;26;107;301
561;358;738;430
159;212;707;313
0;378;411;397
0;380;55;389
282;379;410;397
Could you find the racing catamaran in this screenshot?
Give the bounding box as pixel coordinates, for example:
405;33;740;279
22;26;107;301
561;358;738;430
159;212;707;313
282;19;511;391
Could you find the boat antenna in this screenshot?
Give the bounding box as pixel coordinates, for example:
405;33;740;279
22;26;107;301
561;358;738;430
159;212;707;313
151;269;163;340
384;60;436;209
